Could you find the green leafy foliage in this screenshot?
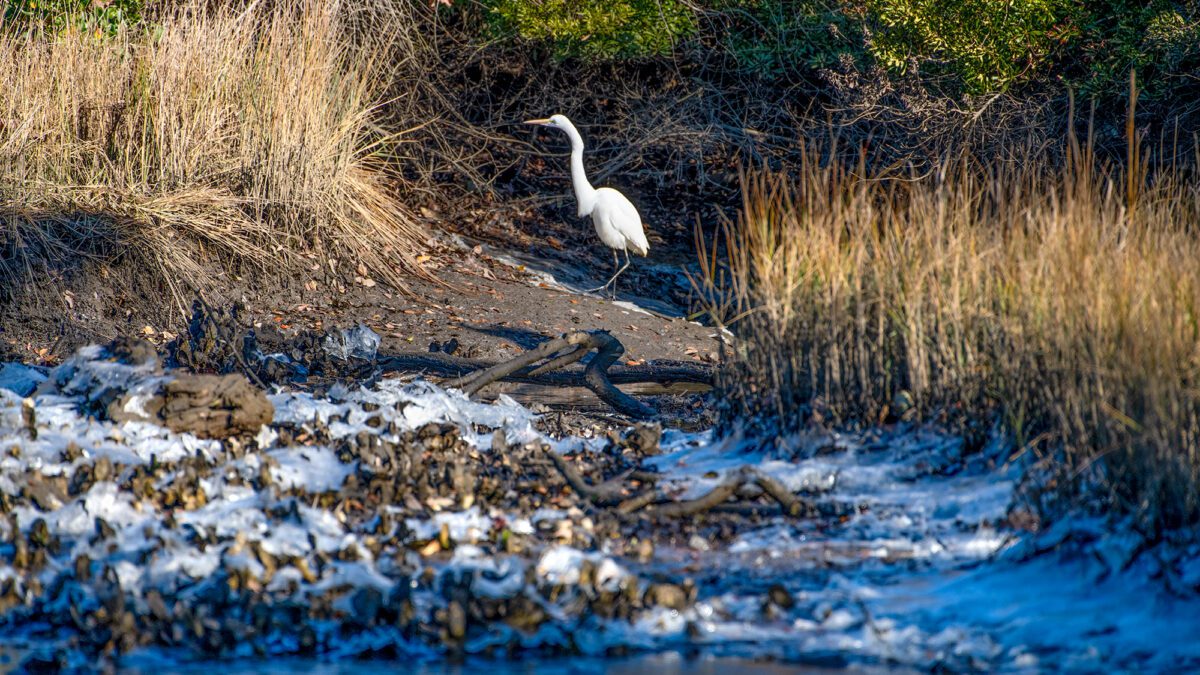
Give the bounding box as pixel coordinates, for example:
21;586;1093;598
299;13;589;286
716;0;864;79
483;0;696;60
1070;1;1200;99
472;0;1198;96
863;0;1071;93
3;0;143;34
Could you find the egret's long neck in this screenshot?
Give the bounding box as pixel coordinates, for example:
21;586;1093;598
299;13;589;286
562;121;597;216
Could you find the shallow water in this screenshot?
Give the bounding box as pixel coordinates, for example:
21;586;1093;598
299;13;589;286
115;653;857;674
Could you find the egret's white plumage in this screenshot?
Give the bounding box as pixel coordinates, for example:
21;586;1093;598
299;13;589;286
524;114;648;295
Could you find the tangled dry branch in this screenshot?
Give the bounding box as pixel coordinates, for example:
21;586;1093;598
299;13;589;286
544;447;812;519
377;330;712;418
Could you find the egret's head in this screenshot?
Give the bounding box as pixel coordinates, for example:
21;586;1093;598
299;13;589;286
524;114;570;130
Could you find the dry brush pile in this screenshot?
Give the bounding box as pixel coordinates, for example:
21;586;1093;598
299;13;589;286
0;0;428;302
699;110;1200;537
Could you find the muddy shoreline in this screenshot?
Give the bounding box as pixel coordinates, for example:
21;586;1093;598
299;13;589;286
4;338;1196;673
1;231;721;379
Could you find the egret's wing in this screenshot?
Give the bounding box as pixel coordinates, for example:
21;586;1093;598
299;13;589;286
599;188;649;255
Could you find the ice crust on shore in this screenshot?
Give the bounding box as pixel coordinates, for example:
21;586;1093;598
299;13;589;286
0;349;1197;671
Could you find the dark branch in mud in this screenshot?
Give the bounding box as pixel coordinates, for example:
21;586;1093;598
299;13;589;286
446;331;598;396
580;331;655;418
545;451;813;520
372;349;713;388
384;330;704;418
750;470;809;517
543;448;634;506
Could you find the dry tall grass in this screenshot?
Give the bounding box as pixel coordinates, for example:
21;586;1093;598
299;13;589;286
700;113;1200;534
0;0;426;302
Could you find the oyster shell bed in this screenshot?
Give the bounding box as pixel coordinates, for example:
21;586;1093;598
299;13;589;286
2;343;1199;673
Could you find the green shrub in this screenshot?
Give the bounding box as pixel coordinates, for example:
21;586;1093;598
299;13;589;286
864;0;1071;93
3;0;143;34
469;0;1198;97
717;0;863;79
483;0;695;60
1070;1;1200;99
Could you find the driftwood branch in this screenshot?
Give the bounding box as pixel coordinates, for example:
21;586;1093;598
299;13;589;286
750;469;808;517
373;351;712;388
446;332;595;396
648;469;750;518
416;330;695;419
544;450;633;506
527;345;589;377
579;332;654;418
544;448;813;520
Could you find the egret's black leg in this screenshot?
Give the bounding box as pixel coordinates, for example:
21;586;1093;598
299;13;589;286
605;248;632;299
587;249;622;294
611;250;621;298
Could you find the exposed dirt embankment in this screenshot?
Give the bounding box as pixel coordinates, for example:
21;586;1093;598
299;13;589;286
1;239;722;421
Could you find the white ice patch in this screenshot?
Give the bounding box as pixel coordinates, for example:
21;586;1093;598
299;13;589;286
268;445;353;492
268;378;541;450
404;507;493;544
534;545;628;592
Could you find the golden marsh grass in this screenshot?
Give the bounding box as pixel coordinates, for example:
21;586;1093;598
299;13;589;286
0;0;427;301
702;120;1200;534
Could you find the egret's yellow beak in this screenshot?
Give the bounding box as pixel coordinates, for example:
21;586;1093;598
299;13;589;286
524;118;551;125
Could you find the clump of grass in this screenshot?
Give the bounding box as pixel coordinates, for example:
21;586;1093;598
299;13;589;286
0;0;427;303
700;97;1200;536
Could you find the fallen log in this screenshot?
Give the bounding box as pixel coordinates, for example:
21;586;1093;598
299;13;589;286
374;330;712;419
372;352;712;387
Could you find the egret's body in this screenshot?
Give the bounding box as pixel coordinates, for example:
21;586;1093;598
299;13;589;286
525;114;648;296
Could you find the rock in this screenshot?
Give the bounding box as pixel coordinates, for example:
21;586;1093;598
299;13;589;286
28;518;52;549
767;583;795;609
352;587;383;625
446;600;467;640
23;474;67;512
623;423;662;454
109;373;273;439
106;337;159;366
643;583;688;611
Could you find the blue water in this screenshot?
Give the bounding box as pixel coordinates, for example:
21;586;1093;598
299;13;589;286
114;653;841;674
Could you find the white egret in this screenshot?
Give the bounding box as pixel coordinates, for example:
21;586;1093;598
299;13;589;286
524;114;649;297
